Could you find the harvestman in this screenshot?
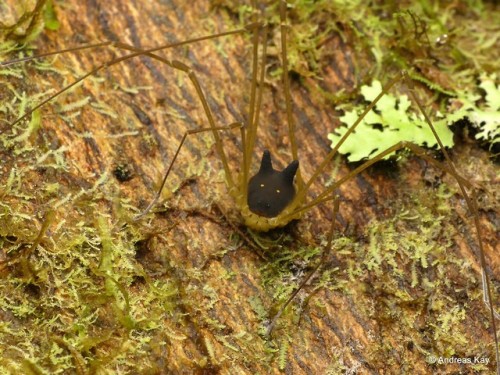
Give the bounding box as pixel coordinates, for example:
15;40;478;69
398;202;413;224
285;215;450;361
1;0;498;371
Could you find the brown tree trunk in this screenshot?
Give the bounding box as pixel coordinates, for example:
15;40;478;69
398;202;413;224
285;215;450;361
1;1;498;374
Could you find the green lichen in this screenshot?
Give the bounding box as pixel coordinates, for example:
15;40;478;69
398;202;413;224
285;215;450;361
327;73;499;161
454;74;500;147
327;80;455;162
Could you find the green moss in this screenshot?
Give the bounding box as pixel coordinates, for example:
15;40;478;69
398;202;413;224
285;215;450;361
260;172;492;369
0;0;53;44
0;0;498;373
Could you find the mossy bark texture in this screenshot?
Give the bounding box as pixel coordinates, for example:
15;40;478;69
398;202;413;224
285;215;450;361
1;1;499;374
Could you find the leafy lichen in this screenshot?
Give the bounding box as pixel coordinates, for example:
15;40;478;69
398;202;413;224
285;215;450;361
328;73;500;161
454;74;500;147
327;80;455;162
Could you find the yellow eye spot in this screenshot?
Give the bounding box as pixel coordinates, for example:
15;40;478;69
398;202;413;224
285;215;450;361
276;189;280;193
260;184;265;187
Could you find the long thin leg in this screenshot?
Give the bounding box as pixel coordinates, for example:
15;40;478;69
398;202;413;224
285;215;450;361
266;194;340;335
405;77;500;373
1;42;112;67
292;71;406;204
285;76;499;370
1;26;253;132
298;141;471;213
244;0;261;174
133;122;243;221
4;33;261;191
297;146;500;373
242;1;261;200
171;60;236;190
303;80;500;365
279;0;303;187
2;18;264;197
243;7;268;200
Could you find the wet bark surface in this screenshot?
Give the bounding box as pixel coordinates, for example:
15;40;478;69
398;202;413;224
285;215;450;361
1;1;499;374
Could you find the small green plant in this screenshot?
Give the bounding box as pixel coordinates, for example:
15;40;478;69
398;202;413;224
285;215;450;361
327;80;455;162
0;0;59;44
328;74;500;162
454;74;500;147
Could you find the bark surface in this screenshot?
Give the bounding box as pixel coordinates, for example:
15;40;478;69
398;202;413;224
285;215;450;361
1;1;499;374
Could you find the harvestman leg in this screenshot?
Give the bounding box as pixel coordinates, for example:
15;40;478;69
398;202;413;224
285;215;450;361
279;0;303;188
266;194;340;335
277;74;500;369
130;24;270;218
1;24;258;132
127;18;272;220
133;121;244;220
269;2;499;357
2;25;271;217
275;5;499;358
2;20;274;217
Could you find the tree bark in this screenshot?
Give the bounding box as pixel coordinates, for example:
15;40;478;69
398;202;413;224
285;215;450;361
1;0;498;374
